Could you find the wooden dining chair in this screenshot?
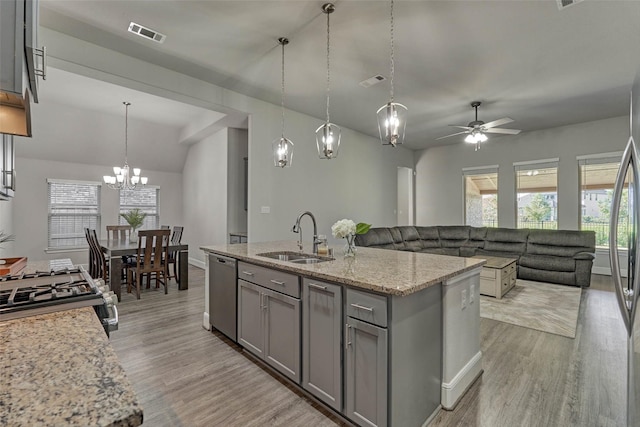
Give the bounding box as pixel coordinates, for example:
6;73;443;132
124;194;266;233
167;226;184;283
106;225;132;241
127;229;171;299
84;228;97;278
86;228;109;282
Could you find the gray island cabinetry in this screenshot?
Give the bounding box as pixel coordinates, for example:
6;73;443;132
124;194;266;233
237;261;301;383
201;241;485;427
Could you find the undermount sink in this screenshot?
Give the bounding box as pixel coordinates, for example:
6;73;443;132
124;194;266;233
256;251;334;264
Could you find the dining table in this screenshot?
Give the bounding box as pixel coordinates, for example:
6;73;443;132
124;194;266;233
99;239;189;300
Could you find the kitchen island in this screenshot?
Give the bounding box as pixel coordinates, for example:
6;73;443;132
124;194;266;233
202;241;485;427
0;307;143;427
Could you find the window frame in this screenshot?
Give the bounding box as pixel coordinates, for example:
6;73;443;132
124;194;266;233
577;152;623;249
462;165;499;227
118;185;160;229
514;158;559;229
47;178;102;250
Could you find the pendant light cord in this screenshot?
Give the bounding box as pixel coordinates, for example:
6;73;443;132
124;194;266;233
389;0;395;103
124;101;130;165
281;41;286;139
326;7;331;124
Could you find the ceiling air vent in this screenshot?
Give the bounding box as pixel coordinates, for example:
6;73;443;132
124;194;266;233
359;74;386;88
128;22;166;43
556;0;584;10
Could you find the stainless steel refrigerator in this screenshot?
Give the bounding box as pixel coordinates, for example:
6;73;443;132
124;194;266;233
610;72;640;427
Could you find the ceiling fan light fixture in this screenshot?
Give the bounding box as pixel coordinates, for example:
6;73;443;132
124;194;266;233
316;3;341;160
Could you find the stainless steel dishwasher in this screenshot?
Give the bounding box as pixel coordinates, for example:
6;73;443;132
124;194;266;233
209;254;237;342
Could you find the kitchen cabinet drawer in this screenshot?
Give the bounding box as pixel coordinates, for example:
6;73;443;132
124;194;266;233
501;263;516;278
238;261;300;298
346;288;387;327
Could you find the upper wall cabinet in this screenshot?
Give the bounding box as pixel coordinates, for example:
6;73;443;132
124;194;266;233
0;0;45;137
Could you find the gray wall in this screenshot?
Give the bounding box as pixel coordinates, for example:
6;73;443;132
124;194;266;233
415;115;629;273
12;157;182;265
40;28;414;254
183;128;229;265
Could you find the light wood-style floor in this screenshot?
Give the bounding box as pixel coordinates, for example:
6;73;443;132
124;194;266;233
111;268;626;427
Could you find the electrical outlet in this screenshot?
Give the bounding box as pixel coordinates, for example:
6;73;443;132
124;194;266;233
260;206;270;214
469;284;475;304
461;289;467;309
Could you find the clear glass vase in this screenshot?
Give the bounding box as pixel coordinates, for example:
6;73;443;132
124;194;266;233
343;234;357;257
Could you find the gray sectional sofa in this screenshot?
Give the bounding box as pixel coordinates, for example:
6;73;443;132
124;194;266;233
355;226;596;287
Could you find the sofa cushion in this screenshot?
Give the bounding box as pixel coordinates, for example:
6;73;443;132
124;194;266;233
484;228;529;254
355;228;397;249
519;254;576;272
526;229;596;257
396;226;423;252
518;265;577;286
467;227;487;249
459;247;477;257
415;226;440;249
438;226;470;248
420;247;460;256
388;227;406;250
474;248;522;261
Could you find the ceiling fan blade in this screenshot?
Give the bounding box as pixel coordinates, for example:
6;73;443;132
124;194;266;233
482;117;514;129
485;128;521;135
436;131;469;140
449;125;473;130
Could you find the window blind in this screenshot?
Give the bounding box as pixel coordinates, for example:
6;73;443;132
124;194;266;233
47;180;101;249
119;186;160;229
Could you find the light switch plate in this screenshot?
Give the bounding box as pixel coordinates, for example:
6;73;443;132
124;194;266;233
260;206;270;214
469;284;475;304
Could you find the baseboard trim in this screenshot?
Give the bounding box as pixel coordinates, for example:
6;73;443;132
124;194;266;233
190;257;205;269
441;350;483;410
202;311;210;331
422;405;442;427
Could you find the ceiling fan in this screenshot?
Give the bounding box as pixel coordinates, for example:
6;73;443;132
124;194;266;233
437;101;522;149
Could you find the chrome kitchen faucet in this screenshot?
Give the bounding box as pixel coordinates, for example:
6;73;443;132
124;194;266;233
292;211;319;254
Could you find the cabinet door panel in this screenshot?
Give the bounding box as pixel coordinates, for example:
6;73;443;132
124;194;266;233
264;289;300;382
346;317;388;427
237;279;264;357
302;279;342;411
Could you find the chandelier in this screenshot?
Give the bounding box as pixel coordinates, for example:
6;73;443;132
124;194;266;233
103;102;148;190
315;3;341;159
376;0;407;147
273;37;294;168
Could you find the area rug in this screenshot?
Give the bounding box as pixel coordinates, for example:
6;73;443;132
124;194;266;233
479;279;582;338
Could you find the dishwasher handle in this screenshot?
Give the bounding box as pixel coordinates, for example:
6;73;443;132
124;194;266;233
210;254;237;269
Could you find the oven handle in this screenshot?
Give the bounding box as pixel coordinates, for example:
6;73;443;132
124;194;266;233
103;305;119;332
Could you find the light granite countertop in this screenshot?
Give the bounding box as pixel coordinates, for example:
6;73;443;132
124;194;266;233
0;307;143;427
201;240;485;296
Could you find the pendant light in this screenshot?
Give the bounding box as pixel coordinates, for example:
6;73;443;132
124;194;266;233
376;0;407;147
273;37;294;168
315;3;341;159
103;102;148;190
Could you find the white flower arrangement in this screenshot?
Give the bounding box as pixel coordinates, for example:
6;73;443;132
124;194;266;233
331;219;371;239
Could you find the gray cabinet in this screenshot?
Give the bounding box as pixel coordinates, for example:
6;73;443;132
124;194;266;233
345;288;389;427
238;272;301;383
0;0;43;137
302;278;342;411
0;135;15;199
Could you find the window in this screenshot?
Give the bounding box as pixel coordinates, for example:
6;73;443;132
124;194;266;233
463;166;498;227
515;159;559;229
48;179;101;249
578;153;624;249
119;186;159;229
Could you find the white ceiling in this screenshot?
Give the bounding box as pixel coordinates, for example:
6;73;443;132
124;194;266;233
39;0;640;151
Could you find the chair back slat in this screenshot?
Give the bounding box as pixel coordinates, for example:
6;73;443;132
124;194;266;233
137;229;171;274
171;226;184;245
86;228;108;281
106;225;132;241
